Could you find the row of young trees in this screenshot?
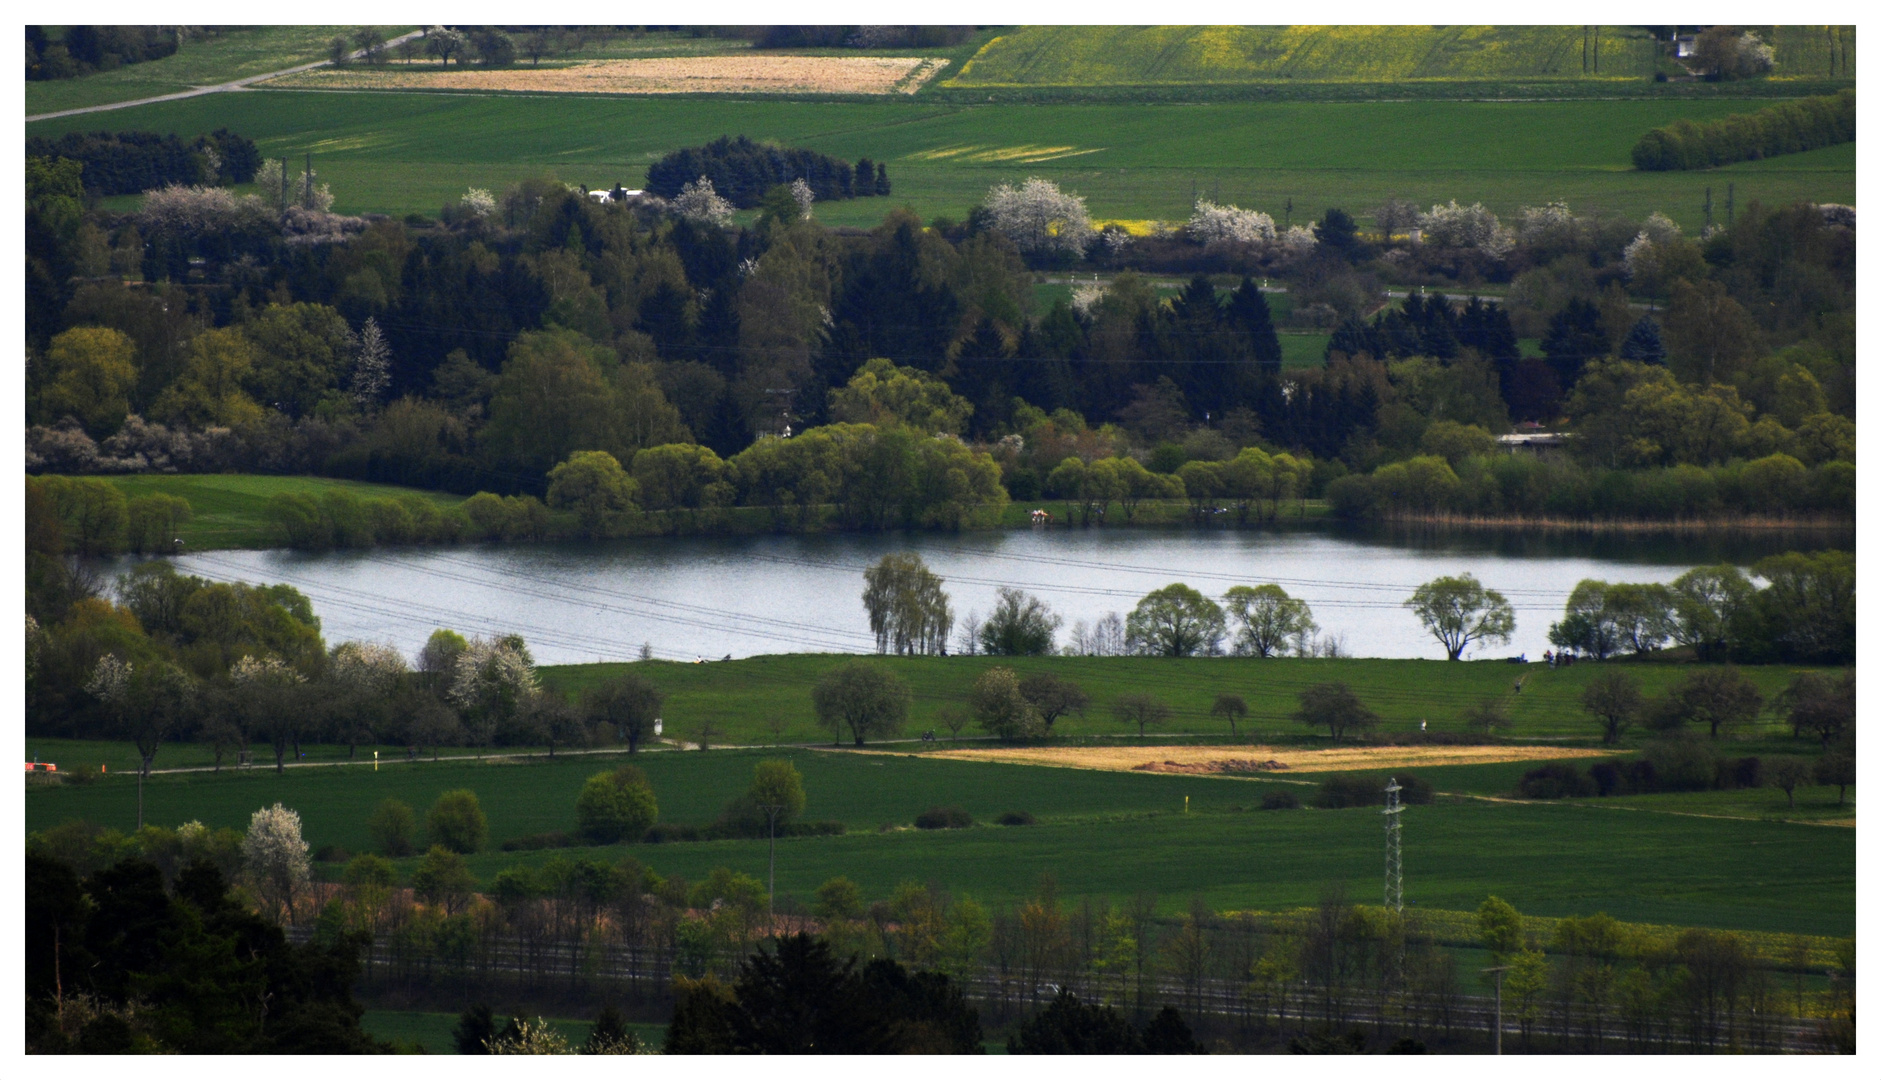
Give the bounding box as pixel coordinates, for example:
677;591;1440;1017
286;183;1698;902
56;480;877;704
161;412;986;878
1631;90;1855;171
1546;554;1854;666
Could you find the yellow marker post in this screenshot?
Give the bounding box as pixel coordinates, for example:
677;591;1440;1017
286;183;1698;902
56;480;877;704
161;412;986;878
1184;795;1190;814
374;750;379;772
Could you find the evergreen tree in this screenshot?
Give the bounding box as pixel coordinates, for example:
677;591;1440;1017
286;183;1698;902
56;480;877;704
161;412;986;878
1541;298;1610;389
1226;277;1282;368
854;158;875;194
874;165;891;196
1619;316;1667;364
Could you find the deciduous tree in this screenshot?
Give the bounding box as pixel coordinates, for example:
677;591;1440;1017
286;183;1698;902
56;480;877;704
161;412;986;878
1405;573;1515;660
1125;583;1225;657
812;660;910;746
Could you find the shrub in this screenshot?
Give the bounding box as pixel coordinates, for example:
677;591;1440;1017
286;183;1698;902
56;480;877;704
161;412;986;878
1394;774;1435;805
1516;763;1595;799
427;789;488;854
1314;774;1384;809
997;810;1037;826
367;798;416;857
575;765;659;844
1587;761;1626;796
914;805;973;830
313;844;351;863
499;831;572;852
1260;791;1300;811
1640;737;1723;793
644;823;702;844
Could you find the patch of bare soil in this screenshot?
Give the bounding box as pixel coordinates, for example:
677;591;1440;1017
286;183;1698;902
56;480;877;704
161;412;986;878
268;55;949;96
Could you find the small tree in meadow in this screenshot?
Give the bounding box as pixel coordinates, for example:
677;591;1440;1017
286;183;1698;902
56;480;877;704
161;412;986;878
1113;693;1172;737
1210;694;1248;737
427;789;488;853
576;765;659;843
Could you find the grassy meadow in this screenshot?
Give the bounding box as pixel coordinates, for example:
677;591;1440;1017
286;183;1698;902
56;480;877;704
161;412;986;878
27;91;1854;230
533;654;1834;746
25;745;1854;936
26;26;413;116
95;473;467;550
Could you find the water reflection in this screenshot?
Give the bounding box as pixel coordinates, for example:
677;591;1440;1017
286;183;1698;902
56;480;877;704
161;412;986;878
136;523;1851;666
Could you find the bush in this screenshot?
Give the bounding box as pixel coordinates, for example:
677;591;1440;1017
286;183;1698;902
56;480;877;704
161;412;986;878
1260;791;1301;811
1640;737;1723;793
1516;763;1595;799
313;844;351;863
643;823;702;844
996;810;1037;826
914;805;973;830
367;798;416;857
1314;774;1384;809
427;789;488;854
1394;774;1435;805
499;831;572;852
575;765;659;844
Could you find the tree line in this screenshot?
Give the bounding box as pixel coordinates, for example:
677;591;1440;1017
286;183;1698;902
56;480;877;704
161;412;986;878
25;129;262;196
26;25;179;81
23;162;1853;528
1632;90;1856;171
645;135;889;208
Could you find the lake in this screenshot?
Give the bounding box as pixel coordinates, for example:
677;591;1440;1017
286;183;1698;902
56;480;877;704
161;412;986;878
138;524;1847;665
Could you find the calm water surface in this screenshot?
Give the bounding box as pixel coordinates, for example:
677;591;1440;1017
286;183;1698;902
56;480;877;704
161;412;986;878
154;525;1847;665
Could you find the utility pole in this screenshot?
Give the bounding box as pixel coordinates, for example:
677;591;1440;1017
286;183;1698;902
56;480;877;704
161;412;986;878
759;801;785;930
1482;965;1510;1053
1383;777;1403;914
304;153;313;210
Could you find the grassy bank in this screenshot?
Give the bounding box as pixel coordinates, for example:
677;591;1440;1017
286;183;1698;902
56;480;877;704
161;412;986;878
95;473;466;550
26;92;1854;230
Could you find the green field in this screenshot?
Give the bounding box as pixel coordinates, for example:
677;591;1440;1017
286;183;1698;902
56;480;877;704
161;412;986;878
77;473;467;550
26;26;413;116
534;654;1832;746
26;746;1854;936
26;92;1854;230
947;26;1666;87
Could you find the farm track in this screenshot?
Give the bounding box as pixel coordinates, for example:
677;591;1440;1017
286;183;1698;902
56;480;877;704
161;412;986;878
24;30;425;122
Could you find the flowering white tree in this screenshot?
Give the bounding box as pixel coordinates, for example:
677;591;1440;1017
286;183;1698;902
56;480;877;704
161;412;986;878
1517;201;1582;248
139;184;274;235
449;635;539;746
329;641;408;694
1187;199;1276;245
1418;200;1514;257
1069;278;1108;316
243;803;310;923
788;177;815;220
350;317;391;407
85;653;132;702
1623;212;1684;280
460;187;496;219
983;177;1095;257
1281;224;1320;254
673;176;734;226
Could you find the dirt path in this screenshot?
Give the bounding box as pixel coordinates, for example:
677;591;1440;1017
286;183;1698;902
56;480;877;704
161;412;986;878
26;30;426;122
